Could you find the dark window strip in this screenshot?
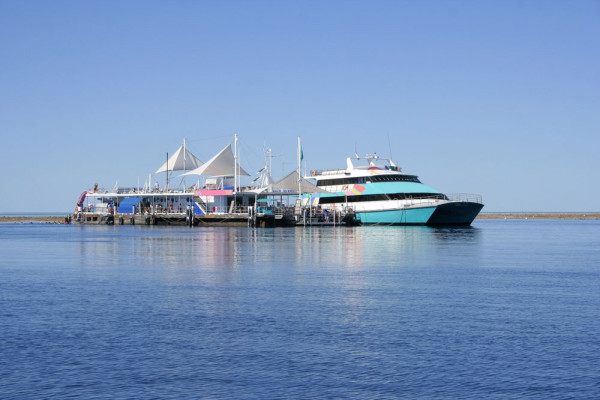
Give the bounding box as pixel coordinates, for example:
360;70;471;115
316;174;420;186
318;193;448;204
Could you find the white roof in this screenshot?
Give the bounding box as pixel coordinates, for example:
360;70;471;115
265;170;329;193
155;143;203;173
182;144;249;177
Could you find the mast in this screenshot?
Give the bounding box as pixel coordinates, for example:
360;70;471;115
297;136;302;198
267;147;272;185
234;134;238;207
166;152;169;191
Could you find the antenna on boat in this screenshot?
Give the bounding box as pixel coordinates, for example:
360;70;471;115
387;134;393;163
254;145;278;188
365;153;379;165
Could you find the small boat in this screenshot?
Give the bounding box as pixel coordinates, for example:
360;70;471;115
305;154;483;225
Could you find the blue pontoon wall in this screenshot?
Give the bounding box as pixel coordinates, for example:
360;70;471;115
118;197;142;213
193;202;204;215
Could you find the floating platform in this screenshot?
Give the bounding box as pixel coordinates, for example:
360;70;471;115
78;207;360;228
75;180;360;228
80;212;251;227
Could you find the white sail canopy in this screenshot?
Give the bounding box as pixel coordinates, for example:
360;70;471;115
261;174;275;187
264;170;329;193
155;142;203;173
182;144;249;177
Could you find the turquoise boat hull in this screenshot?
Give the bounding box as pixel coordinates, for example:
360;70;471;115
354;202;483;226
356;206;437;225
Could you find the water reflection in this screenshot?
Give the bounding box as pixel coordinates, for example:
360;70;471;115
74;225;482;272
4;216;600;400
430;226;481;243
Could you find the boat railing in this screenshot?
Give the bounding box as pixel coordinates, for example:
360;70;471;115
88;187;198;196
446;193;483;204
309;168;346;177
402;193;482;206
403;198;442;208
208;205;250;215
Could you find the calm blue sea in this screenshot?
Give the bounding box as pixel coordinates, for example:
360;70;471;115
1;220;599;399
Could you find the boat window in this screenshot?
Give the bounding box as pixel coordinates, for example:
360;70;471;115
318;193;447;204
316;174;420;186
369;175;421;183
317;177;363;186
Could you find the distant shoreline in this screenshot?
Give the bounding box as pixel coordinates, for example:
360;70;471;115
1;213;599;223
0;216;68;223
477;213;600;220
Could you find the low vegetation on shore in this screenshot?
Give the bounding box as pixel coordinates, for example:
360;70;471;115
0;216;67;223
477;213;600;220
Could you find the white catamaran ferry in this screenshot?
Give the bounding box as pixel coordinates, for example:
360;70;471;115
305;154;483;225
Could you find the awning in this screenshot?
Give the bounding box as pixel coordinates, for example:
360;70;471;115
182;144;249;177
264;170;330;193
156;140;203;173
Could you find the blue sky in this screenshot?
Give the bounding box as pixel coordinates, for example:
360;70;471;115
1;0;598;213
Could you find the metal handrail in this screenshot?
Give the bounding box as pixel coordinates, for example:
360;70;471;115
446;193;483;203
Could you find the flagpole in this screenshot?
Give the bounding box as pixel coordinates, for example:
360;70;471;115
234;134;238;209
298;136;304;225
183;138;187;189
